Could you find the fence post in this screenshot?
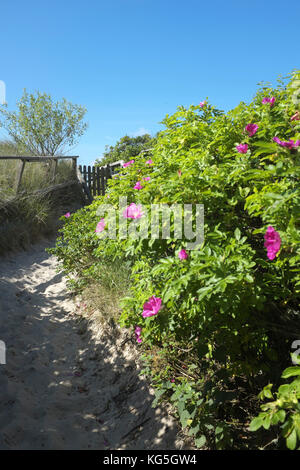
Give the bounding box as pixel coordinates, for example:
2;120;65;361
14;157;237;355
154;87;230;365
92;166;96;196
87;166;92;196
76;166;93;203
51;158;58;182
105;165;111;194
14;159;26;193
100;166;105;195
72;157;77;179
96;166;100;195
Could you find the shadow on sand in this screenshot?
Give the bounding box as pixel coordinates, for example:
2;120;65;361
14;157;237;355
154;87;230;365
0;240;186;450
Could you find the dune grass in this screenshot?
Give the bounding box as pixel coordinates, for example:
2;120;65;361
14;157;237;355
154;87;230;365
0;158;75;200
0;140;82;255
79;260;131;326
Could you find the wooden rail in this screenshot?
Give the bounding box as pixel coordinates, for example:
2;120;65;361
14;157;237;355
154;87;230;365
0;155;124;203
0;156;79;193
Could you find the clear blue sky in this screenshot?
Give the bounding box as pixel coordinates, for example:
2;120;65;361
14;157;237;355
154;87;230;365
0;0;299;165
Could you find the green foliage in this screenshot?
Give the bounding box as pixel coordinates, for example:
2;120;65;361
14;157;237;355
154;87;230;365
250;366;300;450
95;134;156;166
145;355;235;449
0;89;87;155
52;70;300;448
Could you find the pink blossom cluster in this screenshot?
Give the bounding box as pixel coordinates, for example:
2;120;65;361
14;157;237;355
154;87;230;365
123;160;135;168
178;249;188;260
236;143;249;154
142;296;162;318
264;226;281;260
133;297;162;343
95;218;106;233
262;96;276;106
135;326;142;343
236;123;258;153
123;203;144;219
291;111;300;121
245;123;258;137
134;181;144;190
273;136;300;149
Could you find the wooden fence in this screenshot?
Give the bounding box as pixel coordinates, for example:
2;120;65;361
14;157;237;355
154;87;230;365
0;155;124;204
78;160;123;199
0;155;78;193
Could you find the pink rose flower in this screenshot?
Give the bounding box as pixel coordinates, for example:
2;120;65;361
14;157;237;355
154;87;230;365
135;326;142;343
273;137;300;149
264;226;281;260
146;159;153;165
199;101;206;108
282;139;300;149
134;181;144;190
236;143;248;154
178;249;188;260
262;96;275;107
245;123;258;137
142;296;162;318
291;111;300;121
143;177;151;181
95;218;106;233
273;136;282;145
64;212;71;218
123;160;135;168
123;203;144;219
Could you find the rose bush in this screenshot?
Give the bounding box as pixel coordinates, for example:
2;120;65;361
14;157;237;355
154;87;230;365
50;70;300;448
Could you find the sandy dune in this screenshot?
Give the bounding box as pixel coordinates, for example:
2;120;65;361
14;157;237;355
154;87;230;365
0;239;187;450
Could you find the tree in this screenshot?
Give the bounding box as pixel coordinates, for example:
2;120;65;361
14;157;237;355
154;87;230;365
0;89;88;156
95;133;157;166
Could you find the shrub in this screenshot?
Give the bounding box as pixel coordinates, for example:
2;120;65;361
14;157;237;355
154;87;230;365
52;70;300;448
250;366;300;450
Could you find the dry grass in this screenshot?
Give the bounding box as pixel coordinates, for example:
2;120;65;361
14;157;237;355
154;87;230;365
0;138;83;255
0;158;75;200
75;260;131;327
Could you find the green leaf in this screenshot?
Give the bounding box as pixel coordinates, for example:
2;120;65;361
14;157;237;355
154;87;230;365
249;416;264;431
276;409;286;423
262;414;272;430
194;435;206;448
179;409;191;428
286;428;297;450
188;424;200;436
281;367;300;379
234;228;241;241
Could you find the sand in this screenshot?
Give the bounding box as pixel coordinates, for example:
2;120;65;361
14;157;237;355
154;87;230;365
0;238;189;450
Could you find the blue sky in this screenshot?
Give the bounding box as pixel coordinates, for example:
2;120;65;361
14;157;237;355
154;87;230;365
0;0;299;165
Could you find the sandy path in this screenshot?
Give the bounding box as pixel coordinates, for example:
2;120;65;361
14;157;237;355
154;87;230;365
0;239;186;450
